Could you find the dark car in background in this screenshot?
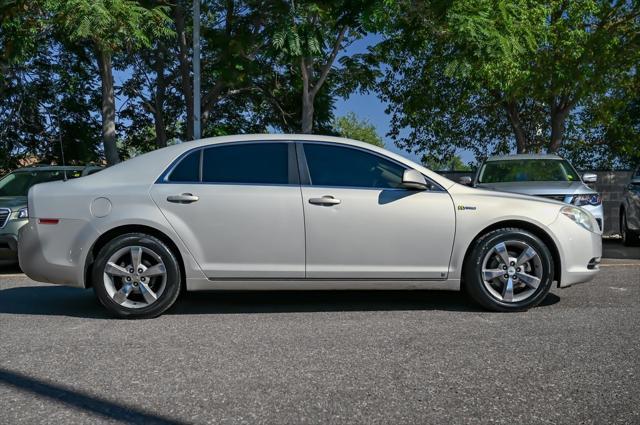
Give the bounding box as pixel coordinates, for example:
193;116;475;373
620;166;640;246
0;165;102;265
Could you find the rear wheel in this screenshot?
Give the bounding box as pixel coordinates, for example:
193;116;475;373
463;228;554;312
92;233;181;319
621;210;640;246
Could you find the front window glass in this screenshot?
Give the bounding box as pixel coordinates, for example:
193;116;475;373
478;159;580;183
304;143;406;189
0;170;81;197
202;143;289;184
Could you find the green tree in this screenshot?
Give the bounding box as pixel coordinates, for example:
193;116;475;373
270;0;383;133
422;154;472;172
371;0;640;164
333;112;384;147
50;0;173;165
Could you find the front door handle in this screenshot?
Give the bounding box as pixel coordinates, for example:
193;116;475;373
309;195;341;206
167;193;199;204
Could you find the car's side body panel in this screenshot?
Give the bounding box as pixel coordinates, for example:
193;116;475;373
150;183;306;278
301;186;455;279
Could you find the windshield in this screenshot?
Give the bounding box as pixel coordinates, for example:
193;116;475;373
0;170;82;197
478;159;580;183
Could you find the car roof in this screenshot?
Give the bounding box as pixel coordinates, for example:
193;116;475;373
13;165;100;172
485;154;564;162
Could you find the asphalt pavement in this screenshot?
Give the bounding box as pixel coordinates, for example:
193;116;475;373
0;252;639;424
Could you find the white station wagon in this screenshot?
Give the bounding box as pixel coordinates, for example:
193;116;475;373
19;135;602;318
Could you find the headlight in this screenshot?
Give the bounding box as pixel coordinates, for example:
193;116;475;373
561;206;597;232
17;207;28;219
571;193;601;206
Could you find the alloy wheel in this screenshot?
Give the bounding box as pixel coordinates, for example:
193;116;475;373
103;246;167;309
481;240;544;303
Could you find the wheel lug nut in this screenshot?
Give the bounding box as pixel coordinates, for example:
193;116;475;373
510;261;515;266
516;268;521;272
504;274;509;279
138;268;143;273
126;277;131;281
503;266;507;270
129;269;134;273
140;277;146;282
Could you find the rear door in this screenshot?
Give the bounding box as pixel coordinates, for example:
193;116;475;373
150;142;305;278
299;142;456;279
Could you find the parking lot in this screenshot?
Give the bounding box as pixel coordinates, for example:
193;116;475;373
0;241;638;425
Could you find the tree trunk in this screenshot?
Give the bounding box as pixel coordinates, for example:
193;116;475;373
504;101;528;153
549;106;568;153
300;57;314;134
174;4;194;141
153;46;168;149
96;48;119;165
301;94;314;134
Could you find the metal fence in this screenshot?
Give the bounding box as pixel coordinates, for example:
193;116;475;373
437;170;633;236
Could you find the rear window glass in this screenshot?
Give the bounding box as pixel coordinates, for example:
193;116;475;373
202;143;289;184
167;150;200;182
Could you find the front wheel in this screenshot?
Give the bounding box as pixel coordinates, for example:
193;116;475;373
463;228;554;312
92;233;182;319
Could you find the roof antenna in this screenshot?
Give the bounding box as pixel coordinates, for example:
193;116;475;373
56;111;68;181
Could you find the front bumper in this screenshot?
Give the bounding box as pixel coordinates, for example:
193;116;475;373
0;233;18;263
582;204;604;231
548;214;602;288
0;217;28;264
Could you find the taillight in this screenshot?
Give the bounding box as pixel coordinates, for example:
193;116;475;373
38;218;59;225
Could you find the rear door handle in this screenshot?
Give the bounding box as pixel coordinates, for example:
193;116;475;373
309;195;341;206
167;193;199;204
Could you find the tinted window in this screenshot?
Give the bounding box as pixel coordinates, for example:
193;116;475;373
0;170;82;197
478;159;579;183
202;143;289;184
304;144;405;189
168;150;200;182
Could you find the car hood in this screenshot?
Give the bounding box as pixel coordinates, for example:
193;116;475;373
475;181;593;196
0;196;27;211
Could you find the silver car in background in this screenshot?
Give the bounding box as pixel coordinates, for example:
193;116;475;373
471;154;604;231
19;135;602;318
620;165;640;246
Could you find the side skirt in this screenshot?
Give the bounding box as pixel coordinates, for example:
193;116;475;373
186;278;461;291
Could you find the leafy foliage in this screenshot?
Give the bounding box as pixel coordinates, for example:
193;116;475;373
333;112;384;147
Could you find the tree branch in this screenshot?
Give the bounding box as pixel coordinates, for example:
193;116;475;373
310;25;348;97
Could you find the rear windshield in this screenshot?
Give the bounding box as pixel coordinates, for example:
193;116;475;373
478;159;580;183
0;170;82;197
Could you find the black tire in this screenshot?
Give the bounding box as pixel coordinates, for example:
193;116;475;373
463;228;554;312
92;233;182;319
621;210;640;247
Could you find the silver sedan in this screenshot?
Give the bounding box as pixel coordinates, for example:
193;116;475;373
19;135;602;318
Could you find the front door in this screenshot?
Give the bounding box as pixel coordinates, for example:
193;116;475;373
299;142;455;279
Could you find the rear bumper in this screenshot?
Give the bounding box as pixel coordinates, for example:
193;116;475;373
548;215;602;288
18;218;98;288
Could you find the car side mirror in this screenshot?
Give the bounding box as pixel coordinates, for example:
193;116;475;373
582;173;597;183
458;176;473;186
402;169;428;190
